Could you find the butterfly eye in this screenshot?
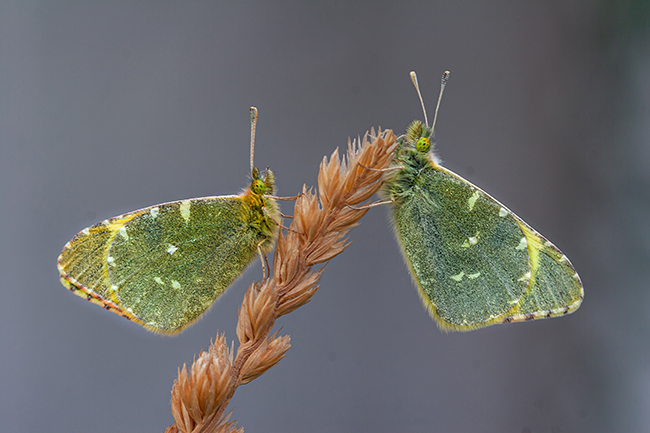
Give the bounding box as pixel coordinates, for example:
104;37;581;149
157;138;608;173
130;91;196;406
416;137;431;152
251;179;266;194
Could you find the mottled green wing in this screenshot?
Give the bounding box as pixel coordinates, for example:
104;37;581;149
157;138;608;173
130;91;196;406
58;196;264;333
392;162;531;330
391;161;582;331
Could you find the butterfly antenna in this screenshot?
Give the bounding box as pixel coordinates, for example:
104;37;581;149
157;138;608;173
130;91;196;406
249;106;258;175
431;71;450;134
409;71;429;126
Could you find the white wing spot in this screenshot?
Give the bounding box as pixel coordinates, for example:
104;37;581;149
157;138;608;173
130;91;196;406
573;272;580;279
111;284;119;293
467;272;481;279
498;207;508;217
107;256;115;266
518;271;531;282
544;241;552;247
171;280;181;289
450;271;465;282
462;233;479;248
150;207;160;218
515;237;527;251
559;255;568;263
154;277;164;285
180;200;191;223
167;244;178;255
82;227;90;235
118;226;128;240
468;191;479;211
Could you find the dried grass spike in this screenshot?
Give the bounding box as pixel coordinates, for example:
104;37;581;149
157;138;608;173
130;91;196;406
168;129;397;433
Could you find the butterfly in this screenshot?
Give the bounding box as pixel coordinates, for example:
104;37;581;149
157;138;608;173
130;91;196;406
57;107;280;334
380;72;583;331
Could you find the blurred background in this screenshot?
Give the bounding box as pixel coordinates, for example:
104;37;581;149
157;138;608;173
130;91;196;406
2;2;649;432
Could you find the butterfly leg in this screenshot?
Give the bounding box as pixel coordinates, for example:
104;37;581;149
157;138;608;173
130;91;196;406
256;243;271;282
356;162;403;173
269;193;304;201
263;207;303;234
345;199;393;211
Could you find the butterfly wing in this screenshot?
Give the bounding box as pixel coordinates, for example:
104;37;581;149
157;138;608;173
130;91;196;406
58;196;269;334
390;161;583;331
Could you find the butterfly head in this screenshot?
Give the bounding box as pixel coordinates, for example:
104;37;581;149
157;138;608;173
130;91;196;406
404;120;434;154
250;167;276;196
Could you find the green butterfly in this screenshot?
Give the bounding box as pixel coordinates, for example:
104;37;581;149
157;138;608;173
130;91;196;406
380;72;583;331
57;108;280;334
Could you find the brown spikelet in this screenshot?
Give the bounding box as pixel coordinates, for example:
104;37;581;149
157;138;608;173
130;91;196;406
170;334;234;433
240;332;291;385
236;281;276;346
168;129;397;433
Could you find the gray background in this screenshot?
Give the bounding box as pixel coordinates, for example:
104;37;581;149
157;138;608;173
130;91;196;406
1;1;649;432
